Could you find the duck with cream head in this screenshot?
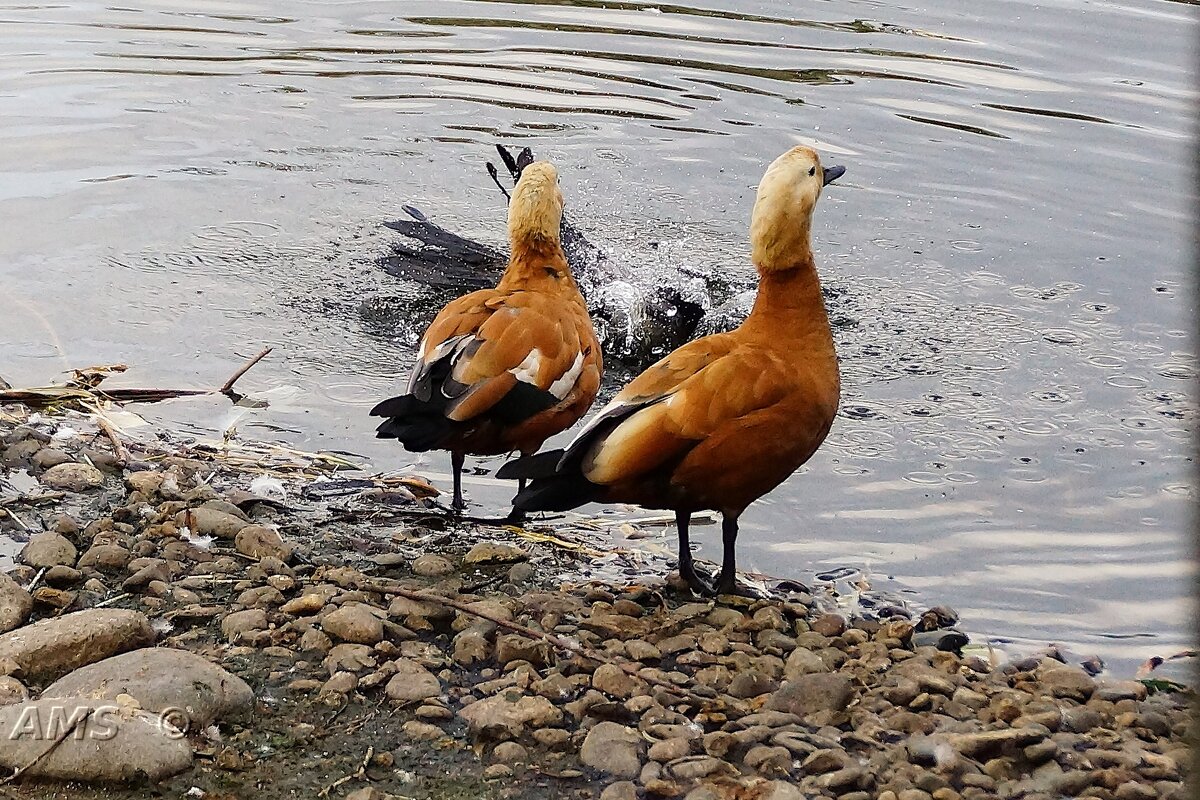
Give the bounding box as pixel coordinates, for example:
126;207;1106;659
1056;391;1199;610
498;146;846;596
371;161;602;512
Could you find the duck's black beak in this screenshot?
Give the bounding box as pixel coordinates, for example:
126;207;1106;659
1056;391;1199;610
823;165;846;186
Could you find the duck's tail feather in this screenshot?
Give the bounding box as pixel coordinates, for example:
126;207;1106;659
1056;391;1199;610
511;472;599;512
370;395;451;452
500;448;600;511
495;449;564;480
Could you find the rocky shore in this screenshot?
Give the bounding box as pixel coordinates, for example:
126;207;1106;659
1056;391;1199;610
0;403;1193;799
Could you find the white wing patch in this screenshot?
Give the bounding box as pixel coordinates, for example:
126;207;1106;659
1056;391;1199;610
510;348;542;385
423;334;470;363
408;334;475;395
566;395;628;449
548;352;584;400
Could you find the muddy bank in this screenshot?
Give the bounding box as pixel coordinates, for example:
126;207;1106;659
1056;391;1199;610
0;403;1193;799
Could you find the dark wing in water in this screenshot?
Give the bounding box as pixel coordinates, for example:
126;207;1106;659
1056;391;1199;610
380;145;605;290
380;205;505;293
375;143;712;370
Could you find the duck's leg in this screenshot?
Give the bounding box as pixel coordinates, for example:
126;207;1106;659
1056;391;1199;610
677;511;716;596
451;451;466;512
715;515;739;594
715;514;759;597
503;479;528;524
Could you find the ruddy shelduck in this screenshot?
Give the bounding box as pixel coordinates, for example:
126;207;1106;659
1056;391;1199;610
499;146;845;595
371;161;602;511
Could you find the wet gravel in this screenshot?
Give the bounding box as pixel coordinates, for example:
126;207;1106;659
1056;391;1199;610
0;405;1193;799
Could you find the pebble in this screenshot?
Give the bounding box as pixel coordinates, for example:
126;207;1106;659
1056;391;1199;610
384;659;442;703
32;448;73;470
496;633;551;667
765;673;855;717
728;670;778;698
40;462;105;491
322;603;385;644
492;741;528;763
173;507;249;539
412;554;456;577
784;646;828;678
1039;664;1097;701
0;572;33;633
580;721;643;779
458;692;561;740
20;531;78;569
235;525;293;561
416;703;452;720
599;781;639;800
221;608;268;641
810;613;846;637
299;628;333;653
304;628;351;667
482;764;513;780
743;745;792;776
320;671;358;695
593;663;646;699
648;736;693;762
0;673;28;709
281;593;328;615
402;720;446;740
77;543;131;572
464;541;527;564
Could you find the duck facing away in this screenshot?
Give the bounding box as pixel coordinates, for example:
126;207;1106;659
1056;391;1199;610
371;161;603;511
498;146;845;595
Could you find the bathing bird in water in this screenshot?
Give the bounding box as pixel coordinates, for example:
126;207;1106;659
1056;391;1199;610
370;161;603;512
498;147;845;596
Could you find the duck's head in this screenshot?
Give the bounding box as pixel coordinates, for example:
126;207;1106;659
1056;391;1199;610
508;161;564;251
750;146;844;272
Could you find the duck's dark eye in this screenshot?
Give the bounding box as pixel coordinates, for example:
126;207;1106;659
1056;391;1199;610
808;167;816;176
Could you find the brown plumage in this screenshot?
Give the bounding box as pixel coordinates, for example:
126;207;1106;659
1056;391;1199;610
499;146;845;595
371;161;602;511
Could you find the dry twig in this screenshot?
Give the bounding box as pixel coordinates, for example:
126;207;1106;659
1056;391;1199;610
95;415;131;466
317;745;374;797
219;347;273;396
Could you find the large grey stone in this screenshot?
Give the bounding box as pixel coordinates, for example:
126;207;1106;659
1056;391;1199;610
0;609;154;683
42;648;253;730
0;697;192;782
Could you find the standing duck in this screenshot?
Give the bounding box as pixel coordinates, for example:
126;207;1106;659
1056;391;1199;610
371;161;603;511
498;146;845;595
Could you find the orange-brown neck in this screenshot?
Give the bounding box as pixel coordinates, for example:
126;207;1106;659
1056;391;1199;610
498;237;577;293
741;258;833;344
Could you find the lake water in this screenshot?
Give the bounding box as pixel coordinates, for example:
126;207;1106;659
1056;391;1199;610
0;0;1195;676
